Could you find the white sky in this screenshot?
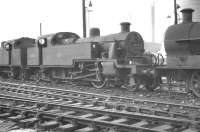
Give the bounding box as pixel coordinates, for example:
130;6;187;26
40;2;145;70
0;0;174;43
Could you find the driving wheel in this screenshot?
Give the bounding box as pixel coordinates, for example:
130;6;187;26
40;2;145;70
91;63;106;89
91;71;106;88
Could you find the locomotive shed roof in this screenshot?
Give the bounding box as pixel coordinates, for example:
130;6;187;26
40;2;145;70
76;31;142;43
165;22;200;43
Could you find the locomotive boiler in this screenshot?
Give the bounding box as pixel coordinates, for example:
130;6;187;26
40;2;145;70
158;8;200;97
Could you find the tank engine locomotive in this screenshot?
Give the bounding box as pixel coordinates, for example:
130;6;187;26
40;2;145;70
0;38;35;78
158;8;200;97
0;22;156;90
36;22;156;89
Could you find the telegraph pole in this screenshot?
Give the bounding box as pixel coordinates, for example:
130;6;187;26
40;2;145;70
151;0;155;42
174;0;178;24
82;0;87;37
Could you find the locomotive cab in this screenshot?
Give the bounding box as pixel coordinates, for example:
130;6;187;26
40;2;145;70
39;32;88;66
38;32;80;47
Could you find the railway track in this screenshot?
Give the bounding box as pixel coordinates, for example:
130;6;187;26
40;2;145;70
0;81;200;121
0;94;198;132
3;79;198;105
0;82;199;131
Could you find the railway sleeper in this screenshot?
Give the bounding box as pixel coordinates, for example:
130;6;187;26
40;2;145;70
38;120;60;130
182;128;199;132
18;117;39;128
91;106;105;110
151;124;173;131
0;113;11;118
59;111;76;116
0;120;18;131
130;120;148;127
74;127;96;132
55;123;78;131
173;113;191;120
37;117;96;132
111;118;128;124
154;110;171;117
78;113;94;118
8;114;24;122
94;115;111;121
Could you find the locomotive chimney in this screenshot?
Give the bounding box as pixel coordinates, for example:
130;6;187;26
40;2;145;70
120;22;131;32
181;8;194;23
89;28;100;37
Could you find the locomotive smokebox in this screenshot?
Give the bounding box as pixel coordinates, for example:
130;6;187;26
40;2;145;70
181;8;194;23
89;28;100;37
120;22;131;32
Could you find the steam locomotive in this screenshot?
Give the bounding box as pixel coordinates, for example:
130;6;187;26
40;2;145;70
2;8;200;97
0;22;157;90
157;8;200;97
